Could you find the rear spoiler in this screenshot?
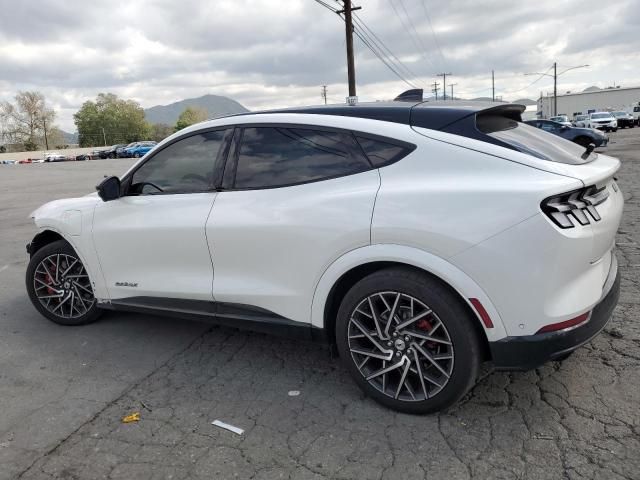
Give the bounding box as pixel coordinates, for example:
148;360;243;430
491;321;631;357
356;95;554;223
410;103;527;152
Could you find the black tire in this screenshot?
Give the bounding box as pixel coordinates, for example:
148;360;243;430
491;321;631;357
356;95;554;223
336;267;482;414
573;136;592;148
110;153;116;158
612;128;618;133
134;152;141;158
26;240;102;326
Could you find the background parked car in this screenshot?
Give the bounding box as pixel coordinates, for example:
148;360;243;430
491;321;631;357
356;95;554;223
611;111;635;128
585;112;618;132
549;115;572;126
98;144;127;159
117;143;137;158
44;152;67;162
524;120;608;148
124;141;157;158
573;114;589;127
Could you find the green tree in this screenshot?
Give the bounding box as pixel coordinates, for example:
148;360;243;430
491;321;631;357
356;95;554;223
175;106;207;132
73;93;149;147
149;123;174;142
0;91;56;150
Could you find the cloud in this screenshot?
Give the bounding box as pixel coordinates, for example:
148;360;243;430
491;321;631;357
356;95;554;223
0;0;638;130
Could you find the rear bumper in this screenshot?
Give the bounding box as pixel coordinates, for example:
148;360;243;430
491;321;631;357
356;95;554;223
489;254;620;371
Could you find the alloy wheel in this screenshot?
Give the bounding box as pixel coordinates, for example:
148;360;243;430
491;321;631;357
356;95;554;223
33;253;95;319
347;291;454;401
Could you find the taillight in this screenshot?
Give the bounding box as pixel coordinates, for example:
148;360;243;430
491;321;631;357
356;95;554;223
536;312;590;334
541;185;608;229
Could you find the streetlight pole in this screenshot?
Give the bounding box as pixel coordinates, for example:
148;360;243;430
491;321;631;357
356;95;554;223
553;62;557;117
524;64;589;117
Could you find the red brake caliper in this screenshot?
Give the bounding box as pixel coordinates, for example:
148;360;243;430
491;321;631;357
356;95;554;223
416;318;437;349
45;264;57;294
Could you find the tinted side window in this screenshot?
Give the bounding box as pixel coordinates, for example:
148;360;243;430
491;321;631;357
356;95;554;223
234;127;371;189
131;130;228;194
356;136;413;167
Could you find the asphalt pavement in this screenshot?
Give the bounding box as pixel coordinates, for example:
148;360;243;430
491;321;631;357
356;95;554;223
0;131;639;479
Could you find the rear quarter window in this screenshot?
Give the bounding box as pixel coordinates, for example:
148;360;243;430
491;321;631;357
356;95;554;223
356;136;415;167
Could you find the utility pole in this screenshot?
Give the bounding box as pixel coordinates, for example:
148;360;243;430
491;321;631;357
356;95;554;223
492;70;495;101
336;0;361;99
525;63;588;117
432;81;440;100
437;72;452;100
102;127;107;147
42;116;49;150
450;83;458;100
321;85;328;105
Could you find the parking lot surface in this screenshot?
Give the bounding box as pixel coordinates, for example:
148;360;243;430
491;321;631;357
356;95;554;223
1;132;639;479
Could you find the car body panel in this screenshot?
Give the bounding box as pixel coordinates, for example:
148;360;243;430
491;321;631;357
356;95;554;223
207;169;380;324
309;243;509;341
92;193;217;301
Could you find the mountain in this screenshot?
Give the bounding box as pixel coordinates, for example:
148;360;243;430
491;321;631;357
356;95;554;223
62;130;78;144
470;96;505;102
511;98;537;106
144;94;249;125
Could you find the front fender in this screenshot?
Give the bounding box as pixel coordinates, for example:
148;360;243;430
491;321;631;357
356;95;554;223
30;196;108;300
310;244;508;342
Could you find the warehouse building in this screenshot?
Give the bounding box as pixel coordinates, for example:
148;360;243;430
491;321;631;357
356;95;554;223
538;85;640;119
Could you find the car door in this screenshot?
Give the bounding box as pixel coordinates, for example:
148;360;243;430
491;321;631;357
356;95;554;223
206;125;381;324
93;129;232;302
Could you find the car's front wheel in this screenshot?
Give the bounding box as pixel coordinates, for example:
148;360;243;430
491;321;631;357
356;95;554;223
134;152;141;158
336;267;482;414
26;240;102;326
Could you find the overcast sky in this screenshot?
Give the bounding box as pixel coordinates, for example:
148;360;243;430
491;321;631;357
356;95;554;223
1;0;638;131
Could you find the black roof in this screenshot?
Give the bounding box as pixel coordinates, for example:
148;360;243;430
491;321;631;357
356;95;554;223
263;100;525;131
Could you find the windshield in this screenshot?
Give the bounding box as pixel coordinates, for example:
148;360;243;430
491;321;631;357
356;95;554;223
612;112;626;117
591;113;612;119
477;115;595;164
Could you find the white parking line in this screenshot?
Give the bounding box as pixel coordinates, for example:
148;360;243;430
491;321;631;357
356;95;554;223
0;265;8;273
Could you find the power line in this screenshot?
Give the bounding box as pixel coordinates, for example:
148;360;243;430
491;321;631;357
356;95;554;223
352;28;419;89
316;0;419;90
420;0;446;69
396;0;435;69
388;0;434;70
500;65;554;95
316;0;418;93
352;14;428;89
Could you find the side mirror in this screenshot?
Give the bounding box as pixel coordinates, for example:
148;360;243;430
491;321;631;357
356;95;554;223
96;176;121;202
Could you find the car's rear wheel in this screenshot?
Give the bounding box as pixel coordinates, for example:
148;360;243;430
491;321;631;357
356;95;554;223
26;240;102;326
336;267;482;414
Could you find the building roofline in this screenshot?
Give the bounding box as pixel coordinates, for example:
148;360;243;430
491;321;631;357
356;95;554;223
538;85;640;100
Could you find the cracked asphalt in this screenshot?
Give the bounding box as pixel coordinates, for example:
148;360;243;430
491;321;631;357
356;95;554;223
1;129;639;479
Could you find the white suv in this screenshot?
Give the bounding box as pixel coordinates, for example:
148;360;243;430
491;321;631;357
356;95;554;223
26;101;623;413
586;112;618;132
